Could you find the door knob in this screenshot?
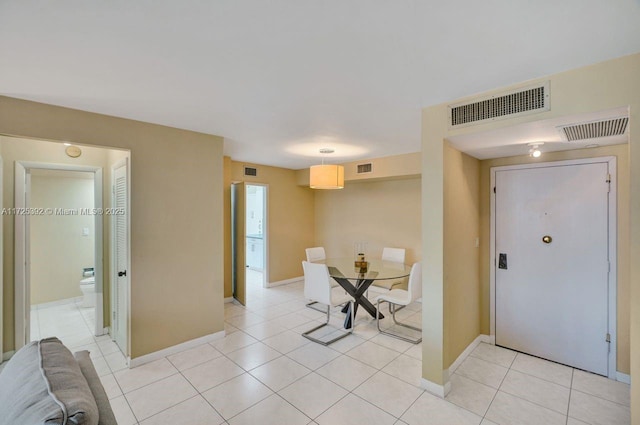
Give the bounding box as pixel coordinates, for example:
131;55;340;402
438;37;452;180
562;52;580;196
542;235;552;244
118;270;127;277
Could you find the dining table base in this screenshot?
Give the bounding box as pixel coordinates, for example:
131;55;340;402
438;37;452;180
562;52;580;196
333;276;384;329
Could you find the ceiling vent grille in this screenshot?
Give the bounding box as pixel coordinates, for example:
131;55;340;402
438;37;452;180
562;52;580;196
449;82;550;128
357;163;373;174
558;117;629;141
244;166;257;177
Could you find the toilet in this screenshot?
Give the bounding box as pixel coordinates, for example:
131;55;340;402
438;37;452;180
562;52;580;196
79;276;96;308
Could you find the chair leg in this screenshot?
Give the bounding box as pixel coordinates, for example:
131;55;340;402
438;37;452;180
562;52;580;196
376;299;421;344
302;302;353;346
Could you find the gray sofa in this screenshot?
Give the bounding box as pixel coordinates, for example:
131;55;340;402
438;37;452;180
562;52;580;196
0;337;117;425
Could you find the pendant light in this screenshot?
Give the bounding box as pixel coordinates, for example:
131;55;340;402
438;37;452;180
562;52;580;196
309;148;344;189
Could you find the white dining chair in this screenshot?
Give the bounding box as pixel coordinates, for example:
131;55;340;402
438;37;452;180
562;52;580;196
305;247;326;263
301;261;355;345
305;247;341;311
368;247;408;297
373;262;422;343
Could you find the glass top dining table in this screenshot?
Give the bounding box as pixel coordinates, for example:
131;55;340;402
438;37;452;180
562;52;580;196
319;258;411;329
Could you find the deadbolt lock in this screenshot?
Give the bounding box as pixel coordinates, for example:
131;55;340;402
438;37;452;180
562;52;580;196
542;235;552;244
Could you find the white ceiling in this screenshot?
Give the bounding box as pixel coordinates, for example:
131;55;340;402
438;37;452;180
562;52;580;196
1;1;639;169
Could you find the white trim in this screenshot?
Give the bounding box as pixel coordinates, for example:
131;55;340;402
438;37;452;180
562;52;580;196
128;330;226;368
616;372;631;384
490;156;617;379
267;276;303;288
420;378;451;398
14;161;104;350
448;334;490;374
224;297;235;303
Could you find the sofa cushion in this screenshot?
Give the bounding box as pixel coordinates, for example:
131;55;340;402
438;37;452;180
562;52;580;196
0;337;99;425
74;351;118;425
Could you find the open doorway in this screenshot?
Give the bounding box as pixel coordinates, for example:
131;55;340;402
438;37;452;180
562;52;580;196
28;169;98;346
245;184;267;292
231;182;268;306
15;162;104;348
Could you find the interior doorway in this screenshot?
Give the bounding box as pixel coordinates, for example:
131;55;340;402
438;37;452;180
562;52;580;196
491;157;617;377
231;182;268;306
15;162;104;348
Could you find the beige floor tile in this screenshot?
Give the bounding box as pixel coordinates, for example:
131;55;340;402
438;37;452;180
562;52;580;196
99;373;123;399
455;356;508;389
381;354;423;387
572;369;630;406
510;353;573;387
287;341;342;370
316;393;396;425
446;373;497;417
316;355;377;391
166;343;223;371
279;372;348;418
469;343;517;368
346;341;400;370
226;342;281;371
114;358;178;393
262;330;310;354
485;391;566;425
569;390;630;425
139;395;224;425
109;395;138;425
354;371;423;418
202;373;273;420
500;369;570;414
182;356;245;392
249;356;311;391
400;391;482;425
227;394;310;425
125;374;197;421
210;331;258;354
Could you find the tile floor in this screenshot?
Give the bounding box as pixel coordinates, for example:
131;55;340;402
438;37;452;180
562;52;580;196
6;271;631;425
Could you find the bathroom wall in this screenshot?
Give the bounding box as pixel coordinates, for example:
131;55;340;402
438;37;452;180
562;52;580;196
30;170;95;305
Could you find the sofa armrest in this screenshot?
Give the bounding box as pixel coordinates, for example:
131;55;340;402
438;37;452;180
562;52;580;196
74;351;118;425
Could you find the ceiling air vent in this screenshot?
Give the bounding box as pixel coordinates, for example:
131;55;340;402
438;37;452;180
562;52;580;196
558;117;629;141
357;163;373;174
244;166;257;177
449;82;550;128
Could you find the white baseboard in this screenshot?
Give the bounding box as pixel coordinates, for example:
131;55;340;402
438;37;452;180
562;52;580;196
2;350;15;362
448;334;490;375
420;378;451;398
268;276;303;288
224;297;235;303
129;330;226;368
616;372;631;384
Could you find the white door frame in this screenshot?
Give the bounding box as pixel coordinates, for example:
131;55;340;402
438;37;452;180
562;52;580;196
14;161;105;350
110;158;131;356
490;156;617;378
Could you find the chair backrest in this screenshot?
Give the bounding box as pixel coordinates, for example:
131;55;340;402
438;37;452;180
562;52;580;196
407;262;422;302
305;247;326;263
302;261;332;304
382;247;405;263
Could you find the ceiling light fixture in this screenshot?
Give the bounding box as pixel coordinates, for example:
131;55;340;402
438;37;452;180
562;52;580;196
528;142;544;158
309;148;344;190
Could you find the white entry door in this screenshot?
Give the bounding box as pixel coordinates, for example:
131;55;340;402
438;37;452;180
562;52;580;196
495;161;611;376
112;160;129;354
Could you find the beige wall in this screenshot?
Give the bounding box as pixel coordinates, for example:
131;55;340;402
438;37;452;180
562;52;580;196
314;177;421;263
30;173;95;305
479;144;630;373
443;143;481;368
422;53;640;409
224;160;315;297
0;96;225;359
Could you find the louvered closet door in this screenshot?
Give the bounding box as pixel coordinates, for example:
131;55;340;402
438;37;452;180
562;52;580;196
113;162;128;354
